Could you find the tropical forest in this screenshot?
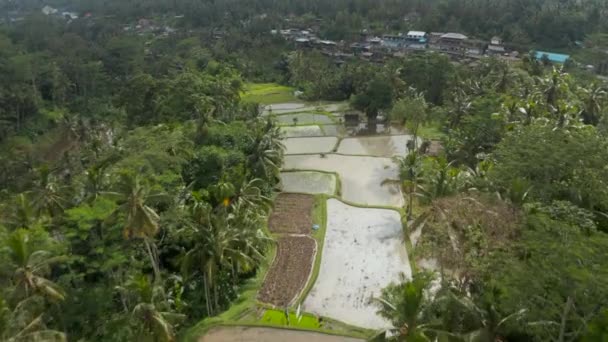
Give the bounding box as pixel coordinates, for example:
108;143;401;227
1;0;608;341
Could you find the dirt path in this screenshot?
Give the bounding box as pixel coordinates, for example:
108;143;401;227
200;326;364;342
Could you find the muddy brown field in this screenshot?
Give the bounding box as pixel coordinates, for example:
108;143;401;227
258;236;316;306
268;193;314;234
200;326;363;342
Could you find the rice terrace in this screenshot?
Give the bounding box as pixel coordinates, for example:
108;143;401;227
194;85;415;341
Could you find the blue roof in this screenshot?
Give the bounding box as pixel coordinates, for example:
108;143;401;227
534;51;570;63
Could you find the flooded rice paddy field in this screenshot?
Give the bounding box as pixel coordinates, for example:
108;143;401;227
280;171;337;195
281;125;324;137
303;199;411;329
283;154;403;207
276;113;334;125
337;135;415;157
284;137;338;154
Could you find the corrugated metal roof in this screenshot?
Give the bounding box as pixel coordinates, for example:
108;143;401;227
441;32;468;40
407;31;426;37
535;51;570;63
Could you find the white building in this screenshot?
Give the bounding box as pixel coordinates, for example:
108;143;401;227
406;31;426;40
42;6;58;15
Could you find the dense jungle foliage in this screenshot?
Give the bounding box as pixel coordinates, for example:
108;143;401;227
0;0;608;341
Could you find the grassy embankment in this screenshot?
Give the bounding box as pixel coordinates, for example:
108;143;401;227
241;83;297;104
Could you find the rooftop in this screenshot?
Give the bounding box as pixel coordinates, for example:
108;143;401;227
407;31;426;37
441;32;468;40
535;51;570;63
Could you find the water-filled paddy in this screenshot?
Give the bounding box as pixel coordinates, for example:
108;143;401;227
280;171;337;195
281;125;323;137
303;199;411;329
283;154;403;207
284;137;338;155
276;113;334;125
337;135;416;157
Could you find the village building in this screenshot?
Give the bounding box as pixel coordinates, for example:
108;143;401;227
42;6;58;15
367;36;383;45
487;36;506;55
382;34;407;49
438;33;468;52
464;39;485;56
534;51;570;63
406;31;427;49
428;32;445;49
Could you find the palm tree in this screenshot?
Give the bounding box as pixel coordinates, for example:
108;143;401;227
117;275;184;342
7;230;65;302
0;296;66;342
181;194;269;316
26;166;66;219
247;118;285;182
447;89;472;129
81;155;119;204
374;272;445;341
2;194;38;230
105;173;167;281
442;288;528;342
579;83;607;125
394;151;424;221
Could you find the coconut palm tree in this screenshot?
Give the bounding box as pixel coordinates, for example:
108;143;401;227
117;275;184;342
247;120;285;182
447;89;472;129
180;194;269;316
105;173;168;281
394;151;425;221
441;288;528;342
2;194;38;230
374;272;445;341
579;83;607;125
7;230;65;302
0;296;66;342
26;166;66;219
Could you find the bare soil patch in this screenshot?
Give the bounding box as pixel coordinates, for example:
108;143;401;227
200;326;363;342
258;236;316;306
268;193;314;234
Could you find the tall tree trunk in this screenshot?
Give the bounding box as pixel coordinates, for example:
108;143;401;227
203;273;212;316
557;296;572;342
144;238;161;282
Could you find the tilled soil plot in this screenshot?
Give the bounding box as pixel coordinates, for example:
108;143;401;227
268;193;314;234
258;236;316;306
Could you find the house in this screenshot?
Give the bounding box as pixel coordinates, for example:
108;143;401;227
465;39;485;56
534;51;570;63
490;36;502;45
350;42;371;53
406;31;426;40
439;33;468;52
428;32;445;49
487;45;506;55
62;12;79;20
404;31;427;49
42;6;58;15
295;37;311;46
487;36;506;55
367;36;383;45
382;34;407;48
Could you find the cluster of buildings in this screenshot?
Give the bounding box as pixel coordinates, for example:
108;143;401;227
271;29;338;49
274;27;522;64
41;5;82;21
123;18;178;37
